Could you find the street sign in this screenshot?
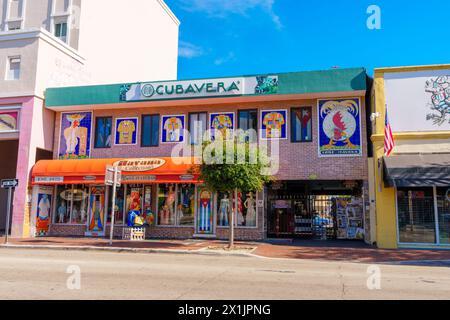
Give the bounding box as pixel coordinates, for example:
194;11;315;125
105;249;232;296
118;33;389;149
1;179;18;189
105;167;122;187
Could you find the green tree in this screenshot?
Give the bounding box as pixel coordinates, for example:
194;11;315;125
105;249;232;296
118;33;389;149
197;139;273;248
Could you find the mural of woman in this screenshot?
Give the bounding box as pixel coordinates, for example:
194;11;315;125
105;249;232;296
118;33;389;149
63;114;88;157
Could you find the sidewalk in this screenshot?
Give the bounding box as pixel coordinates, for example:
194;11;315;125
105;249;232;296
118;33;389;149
2;236;450;264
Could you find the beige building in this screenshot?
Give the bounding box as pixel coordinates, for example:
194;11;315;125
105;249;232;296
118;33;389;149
0;0;180;237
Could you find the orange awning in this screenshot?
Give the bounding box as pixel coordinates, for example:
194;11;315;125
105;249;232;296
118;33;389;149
32;157;201;185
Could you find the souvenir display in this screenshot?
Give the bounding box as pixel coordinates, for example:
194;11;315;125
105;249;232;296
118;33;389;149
336;197;364;240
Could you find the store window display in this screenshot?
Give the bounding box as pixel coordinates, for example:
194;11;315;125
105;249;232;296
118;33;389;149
71;185;89;224
217;192;232;227
108;185;125;225
218;191;257;228
87;186;106;234
54;185;89;224
158;184;176;225
176;184;195;225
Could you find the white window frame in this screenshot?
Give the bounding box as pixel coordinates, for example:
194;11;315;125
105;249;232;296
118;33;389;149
50;0;72;44
5;56;21;81
4;0;26;31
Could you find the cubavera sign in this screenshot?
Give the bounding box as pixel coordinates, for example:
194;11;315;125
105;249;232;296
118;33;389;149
120;75;279;102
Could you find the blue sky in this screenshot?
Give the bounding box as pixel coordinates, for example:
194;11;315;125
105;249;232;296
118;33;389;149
164;0;450;80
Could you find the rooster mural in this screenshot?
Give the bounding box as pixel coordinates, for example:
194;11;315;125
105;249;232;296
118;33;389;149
319;99;361;156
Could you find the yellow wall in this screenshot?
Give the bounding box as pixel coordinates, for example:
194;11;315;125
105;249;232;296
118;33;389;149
371;63;450;249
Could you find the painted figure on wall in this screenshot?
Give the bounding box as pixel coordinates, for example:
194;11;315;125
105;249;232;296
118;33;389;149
36;193;52;236
261;110;287;139
59;112;92;159
210;113;234;140
318;99;361;157
425;76;450;126
162;116;184;143
116;118;138;145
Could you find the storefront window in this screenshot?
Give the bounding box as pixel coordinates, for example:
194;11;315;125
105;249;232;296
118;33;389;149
143;185;156;225
217;192;232;227
437;187;450;245
54;185;88;225
55;185;71;224
158;184;176;225
218;191;257;228
108;185;125;225
71;185;89;224
397;187;436;244
176;184;195;225
126;184;143;214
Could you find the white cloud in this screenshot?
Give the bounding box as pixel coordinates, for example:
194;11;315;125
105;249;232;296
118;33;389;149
178;0;283;30
178;41;204;59
214;52;236;66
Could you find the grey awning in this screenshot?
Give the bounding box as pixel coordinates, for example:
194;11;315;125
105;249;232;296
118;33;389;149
384;154;450;187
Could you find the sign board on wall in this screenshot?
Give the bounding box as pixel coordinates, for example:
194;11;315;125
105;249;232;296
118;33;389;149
384;70;450;132
120;75;279;102
0;110;19;133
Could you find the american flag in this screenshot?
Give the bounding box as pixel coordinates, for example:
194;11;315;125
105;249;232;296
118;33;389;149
384;106;395;157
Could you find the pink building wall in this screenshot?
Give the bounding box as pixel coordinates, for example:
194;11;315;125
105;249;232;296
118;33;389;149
0;95;55;238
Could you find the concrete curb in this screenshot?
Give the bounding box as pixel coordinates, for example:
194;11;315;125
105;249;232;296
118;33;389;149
0;244;256;258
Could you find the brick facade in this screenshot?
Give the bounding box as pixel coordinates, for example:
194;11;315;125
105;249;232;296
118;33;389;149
47;96;367;240
52;98;368;181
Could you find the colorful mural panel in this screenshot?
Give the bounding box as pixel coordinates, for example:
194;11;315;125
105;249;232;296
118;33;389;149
115;117;138;145
260;110;287;140
59;112;92;159
161;115;185;143
209;112;235;140
318;99;362;157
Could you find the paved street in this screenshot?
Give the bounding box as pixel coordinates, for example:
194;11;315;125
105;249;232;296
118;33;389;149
0;248;449;300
